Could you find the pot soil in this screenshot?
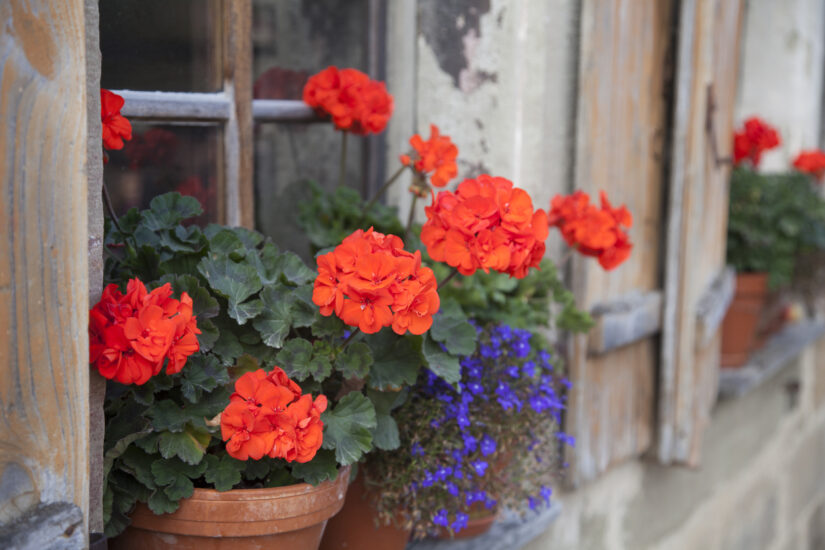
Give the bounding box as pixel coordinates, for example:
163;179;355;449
320;474;411;550
721;272;769;368
111;467;349;550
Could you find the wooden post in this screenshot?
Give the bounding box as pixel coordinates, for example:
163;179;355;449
0;0;90;546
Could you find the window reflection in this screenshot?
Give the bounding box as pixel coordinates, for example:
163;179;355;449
104;123;223;225
100;0;223;93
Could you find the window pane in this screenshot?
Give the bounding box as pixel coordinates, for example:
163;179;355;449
104;123;224;224
100;0;223;93
252;0;372;255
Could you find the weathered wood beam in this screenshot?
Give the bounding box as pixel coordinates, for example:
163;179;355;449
695;267;736;349
252;99;320;122
587;291;663;355
114;90;232;120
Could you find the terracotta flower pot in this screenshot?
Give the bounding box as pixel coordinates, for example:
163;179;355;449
320;474;411;550
721;272;769;368
111;467;349;550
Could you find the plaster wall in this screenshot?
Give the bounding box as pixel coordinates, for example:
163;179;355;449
735;0;825;171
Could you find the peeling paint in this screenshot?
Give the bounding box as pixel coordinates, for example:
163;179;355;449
419;0;492;89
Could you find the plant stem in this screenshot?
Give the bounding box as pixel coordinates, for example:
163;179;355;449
404;194;419;240
338;131;348;189
364;165;407;213
102;182;122;232
342;327;360;348
437;267;460;290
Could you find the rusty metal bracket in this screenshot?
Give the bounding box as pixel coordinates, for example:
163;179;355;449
705;83;732;168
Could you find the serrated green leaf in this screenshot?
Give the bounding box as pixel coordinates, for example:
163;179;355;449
312;315;346;339
196;318;219;352
212;324;243;366
230;298;264;325
206;228;246;256
147;489;179;515
158;274;219;319
180;354;230;403
291;449;339;485
197;257;262;322
422;334;461;386
103;428;152;479
157;426;211;465
253;300;292;349
244;458;272;481
334;341;373;379
365;332;423;390
120;447;158;490
275;251;316;285
430;300;477;356
151;456;207;501
275;338;314;381
366;389;406;451
143;193;203;230
205;224;264;249
203;454;245;492
150;400;188;433
321;392;377;466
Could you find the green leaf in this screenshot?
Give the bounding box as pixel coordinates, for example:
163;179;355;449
422;334;462;386
197;257;262;324
276;251;316;285
291;450;339;485
334;341;373;379
180;354;230;403
143;193;203;230
430;300;477;356
203;454;245;492
366;389;406;451
151;456;208;501
231;298;264;325
150;400;188;433
103;429;152;479
365;332;423;390
275;338;314;381
197;319;219;352
205;224;264;249
244;458;272;481
157;426;211;465
212;324;243;366
120;447;158;490
206;228;246;256
253;302;292;349
147;489;179;515
321;392;377;466
104;400;148;453
312;315;346;339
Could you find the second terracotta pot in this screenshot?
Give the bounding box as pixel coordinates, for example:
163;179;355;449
111;466;349;550
720;272;769;368
320;474;411;550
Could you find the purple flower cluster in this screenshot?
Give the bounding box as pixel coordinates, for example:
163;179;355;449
409;323;573;534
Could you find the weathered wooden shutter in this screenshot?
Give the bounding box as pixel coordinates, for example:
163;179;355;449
657;0;743;465
565;0;675;486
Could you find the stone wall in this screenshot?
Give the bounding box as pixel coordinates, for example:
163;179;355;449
525;336;825;550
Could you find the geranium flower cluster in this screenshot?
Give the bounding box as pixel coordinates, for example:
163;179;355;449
89;279;200;385
369;324;571;537
420;175;549;278
220;368;327;462
400;124;459;192
303;66;394;135
312;228;440;335
101;89;132;151
733;116;780;167
548;190;633;270
792;149;825;180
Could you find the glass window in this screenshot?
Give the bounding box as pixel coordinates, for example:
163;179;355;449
100;0;223;93
104;123;224;225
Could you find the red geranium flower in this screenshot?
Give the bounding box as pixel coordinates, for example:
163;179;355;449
303;66;393;135
220;368;326;462
400;124;459;190
792;149;825;181
312;228;440;335
101;89;132;150
732;117;780;167
420;175;548;279
88;278;200;385
548;190;633;270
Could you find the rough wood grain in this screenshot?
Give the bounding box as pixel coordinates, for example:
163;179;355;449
565;0;674;486
588;291;663;355
84;0;105;534
0;0;90;538
657;0;743;466
224;0;254;228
